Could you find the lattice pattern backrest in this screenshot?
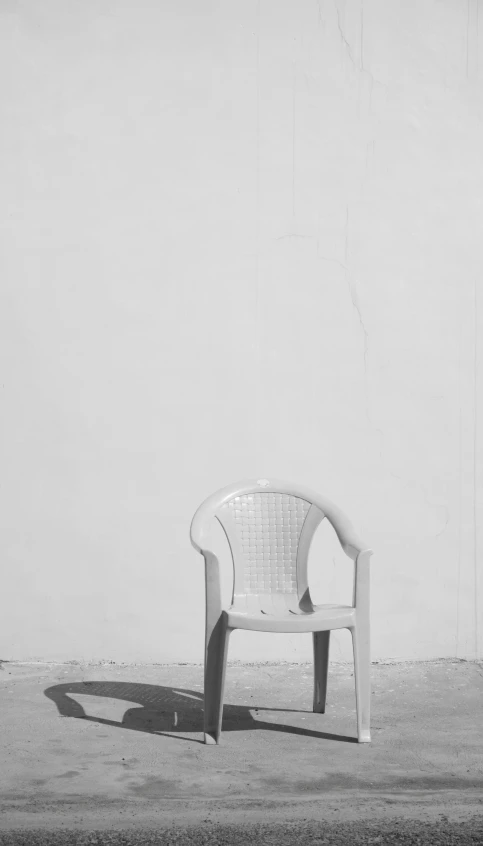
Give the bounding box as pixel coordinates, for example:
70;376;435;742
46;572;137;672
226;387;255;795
221;492;311;594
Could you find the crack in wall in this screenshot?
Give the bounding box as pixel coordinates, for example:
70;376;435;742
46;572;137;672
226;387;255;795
467;0;471;78
346;275;369;373
334;2;358;69
332;0;385;89
316;0;325;31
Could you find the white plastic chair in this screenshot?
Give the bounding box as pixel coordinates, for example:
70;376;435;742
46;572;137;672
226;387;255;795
190;478;373;745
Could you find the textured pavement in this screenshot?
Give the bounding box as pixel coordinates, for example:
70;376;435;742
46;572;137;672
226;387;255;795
1;820;483;845
1;659;482;839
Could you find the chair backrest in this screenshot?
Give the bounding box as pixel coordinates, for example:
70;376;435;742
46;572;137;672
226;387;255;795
191;478;359;612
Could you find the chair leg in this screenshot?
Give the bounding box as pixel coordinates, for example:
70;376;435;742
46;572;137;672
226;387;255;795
351;624;371;742
204;615;231;745
313;630;330;713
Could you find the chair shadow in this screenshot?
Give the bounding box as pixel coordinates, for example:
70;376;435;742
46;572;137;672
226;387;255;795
44;681;357;744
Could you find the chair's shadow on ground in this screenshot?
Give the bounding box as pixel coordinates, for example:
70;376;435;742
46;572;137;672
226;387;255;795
44;681;357;745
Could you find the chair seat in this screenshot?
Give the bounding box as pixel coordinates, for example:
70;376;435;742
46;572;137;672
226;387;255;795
227;602;356;633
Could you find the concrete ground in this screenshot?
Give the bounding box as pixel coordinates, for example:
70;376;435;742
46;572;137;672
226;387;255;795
1;659;482;843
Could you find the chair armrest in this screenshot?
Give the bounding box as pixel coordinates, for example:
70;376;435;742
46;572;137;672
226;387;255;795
339;531;372;562
324;504;372;561
352;549;372;612
203;551;224;621
191;504;226;623
190;509;210;555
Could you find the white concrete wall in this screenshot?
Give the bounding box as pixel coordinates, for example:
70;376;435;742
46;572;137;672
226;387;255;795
1;0;482;664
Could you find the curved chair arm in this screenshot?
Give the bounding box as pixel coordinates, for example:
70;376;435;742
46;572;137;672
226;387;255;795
190;501;217;555
190;505;225;620
320;503;373;614
352;549;372;611
321;502;372;562
203;550;224;618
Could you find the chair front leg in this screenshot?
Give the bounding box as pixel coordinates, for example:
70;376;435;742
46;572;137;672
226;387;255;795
204;614;231;744
351;550;371;742
313;630;330;713
351;623;371;742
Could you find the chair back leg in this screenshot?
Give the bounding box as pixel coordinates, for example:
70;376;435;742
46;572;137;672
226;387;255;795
204;615;231;744
312;630;330;713
351;623;371;742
